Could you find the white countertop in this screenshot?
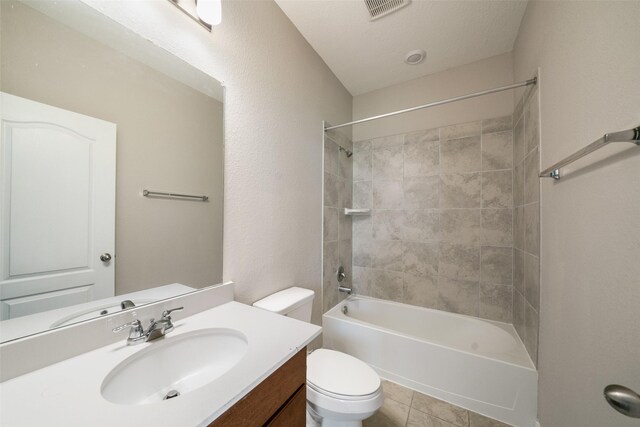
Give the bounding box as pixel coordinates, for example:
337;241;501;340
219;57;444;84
0;301;321;427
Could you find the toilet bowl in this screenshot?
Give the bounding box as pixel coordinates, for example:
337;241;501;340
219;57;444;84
253;287;384;426
306;349;383;426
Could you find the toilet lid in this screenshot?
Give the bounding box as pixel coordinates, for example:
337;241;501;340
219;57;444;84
307;349;380;397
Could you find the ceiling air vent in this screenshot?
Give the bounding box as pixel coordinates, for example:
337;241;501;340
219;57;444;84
364;0;411;21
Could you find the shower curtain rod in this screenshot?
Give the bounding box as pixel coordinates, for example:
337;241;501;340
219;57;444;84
324;77;537;131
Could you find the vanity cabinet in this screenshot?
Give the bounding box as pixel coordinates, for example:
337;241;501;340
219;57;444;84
210;347;307;426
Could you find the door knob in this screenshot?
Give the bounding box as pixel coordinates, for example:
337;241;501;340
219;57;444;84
100;253;112;262
604;384;640;418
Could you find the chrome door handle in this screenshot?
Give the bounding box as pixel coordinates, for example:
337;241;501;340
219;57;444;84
604;384;640;418
100;253;112;262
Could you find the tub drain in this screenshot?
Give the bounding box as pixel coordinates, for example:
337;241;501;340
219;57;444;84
163;390;180;400
341;305;348;314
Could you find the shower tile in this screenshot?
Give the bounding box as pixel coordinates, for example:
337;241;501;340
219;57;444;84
481;170;512;209
525;90;540;155
440;209;481;244
402;209;440;242
324;138;339;177
524;148;540;204
406;127;440;144
513;115;525;165
403;241;439;277
371;240;404;272
438;277;480;317
524;301;539;365
469;411;512;427
513;289;526;344
524;252;540;311
373;135;404;180
338;239;352;273
482;115;512;134
353;237;372;267
339;178;351;209
403;176;439;209
439;173;481;209
339;154;352;182
324;172;340;208
439;243;480;282
353;181;372;209
513;160;524;207
323;207;339;242
439;120;481;140
407;408;459;427
524;203;540;256
352;266;374;296
513;248;525;294
372;270;404;302
440;135;482;172
338;210;352;241
403;273;438;309
482;130;513;171
514;205;525;251
480;209;512;246
480;283;513;323
353;215;372;240
372;210;404;241
404;139;439;177
353;140;372;181
364;393;410;427
374;180;404;209
382;380;414;406
411;391;470;427
480;246;513;285
323;241;339;288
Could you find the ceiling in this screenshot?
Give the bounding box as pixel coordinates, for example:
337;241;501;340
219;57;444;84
275;0;528;96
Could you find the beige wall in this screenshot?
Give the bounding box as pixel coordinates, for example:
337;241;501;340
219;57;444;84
78;0;354;326
1;2;224;294
513;2;640;426
352;53;514;141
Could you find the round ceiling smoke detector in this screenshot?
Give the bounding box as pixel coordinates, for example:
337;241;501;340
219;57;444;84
405;49;426;65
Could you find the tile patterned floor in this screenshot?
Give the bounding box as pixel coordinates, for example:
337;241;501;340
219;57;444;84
363;380;513;427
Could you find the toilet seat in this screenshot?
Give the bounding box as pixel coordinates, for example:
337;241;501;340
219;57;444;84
307;349;381;398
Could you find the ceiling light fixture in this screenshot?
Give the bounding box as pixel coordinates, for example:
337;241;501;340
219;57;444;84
168;0;221;31
405;49;426;65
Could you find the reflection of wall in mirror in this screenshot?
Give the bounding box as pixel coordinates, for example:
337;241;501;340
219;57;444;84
0;1;224;294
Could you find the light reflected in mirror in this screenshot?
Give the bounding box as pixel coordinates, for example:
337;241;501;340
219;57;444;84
0;0;224;342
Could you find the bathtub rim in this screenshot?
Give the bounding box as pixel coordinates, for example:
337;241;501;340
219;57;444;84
324;294;536;371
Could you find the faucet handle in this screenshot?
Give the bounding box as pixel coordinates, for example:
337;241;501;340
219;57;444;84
112;319;142;333
161;307;184;319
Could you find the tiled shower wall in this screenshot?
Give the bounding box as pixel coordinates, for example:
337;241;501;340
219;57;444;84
323;129;353;313
512;84;541;366
351;116;515;322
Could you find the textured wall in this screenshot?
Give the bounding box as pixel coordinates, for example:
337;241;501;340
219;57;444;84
513;2;640;426
351;115;515;322
352;53;514;142
78;0;353;326
1;2;224;294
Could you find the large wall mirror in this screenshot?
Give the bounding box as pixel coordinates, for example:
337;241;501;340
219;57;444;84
0;0;224;342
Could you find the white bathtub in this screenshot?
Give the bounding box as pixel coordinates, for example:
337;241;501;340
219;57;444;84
322;295;537;427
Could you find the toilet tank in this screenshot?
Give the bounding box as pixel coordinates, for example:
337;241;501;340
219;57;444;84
252;287;314;322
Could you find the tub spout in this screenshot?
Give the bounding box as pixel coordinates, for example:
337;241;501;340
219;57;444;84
338;286;352;294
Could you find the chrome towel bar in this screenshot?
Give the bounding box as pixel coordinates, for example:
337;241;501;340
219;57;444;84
540;126;640;180
142;189;209;201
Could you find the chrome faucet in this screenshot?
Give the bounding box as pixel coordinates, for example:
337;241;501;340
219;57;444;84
113;307;183;345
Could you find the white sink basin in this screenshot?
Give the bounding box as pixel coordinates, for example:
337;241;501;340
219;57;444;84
101;328;248;405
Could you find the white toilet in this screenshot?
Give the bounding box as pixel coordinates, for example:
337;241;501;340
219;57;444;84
253;287;384;427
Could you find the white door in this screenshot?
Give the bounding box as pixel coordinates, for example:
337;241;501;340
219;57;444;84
0;92;116;320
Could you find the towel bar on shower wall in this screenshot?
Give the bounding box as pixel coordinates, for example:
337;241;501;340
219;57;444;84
539;126;640;180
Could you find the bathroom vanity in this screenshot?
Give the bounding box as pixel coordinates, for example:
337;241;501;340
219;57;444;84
0;295;320;426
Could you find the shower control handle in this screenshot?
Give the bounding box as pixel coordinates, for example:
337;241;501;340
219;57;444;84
337;266;347;282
